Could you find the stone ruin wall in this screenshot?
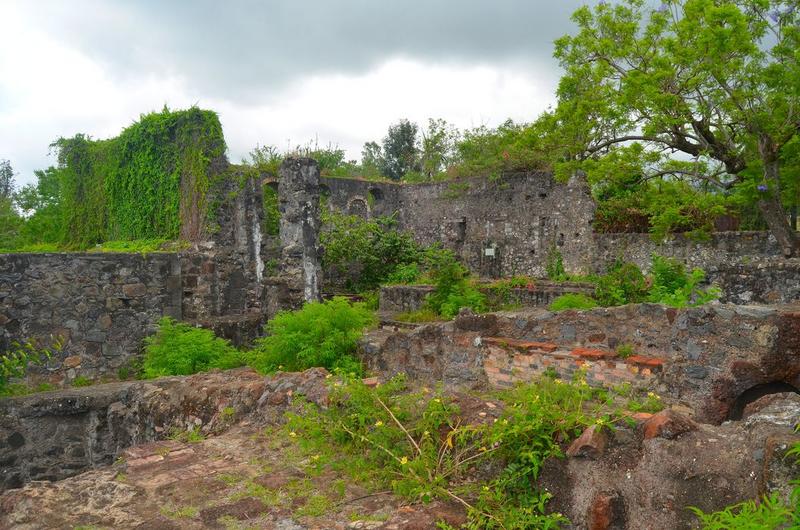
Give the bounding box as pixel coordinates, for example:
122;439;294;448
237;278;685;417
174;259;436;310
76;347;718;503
362;303;800;424
0;161;323;385
322;172;795;304
1;163;797;384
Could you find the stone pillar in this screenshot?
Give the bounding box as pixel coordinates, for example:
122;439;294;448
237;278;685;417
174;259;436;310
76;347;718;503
274;157;322;310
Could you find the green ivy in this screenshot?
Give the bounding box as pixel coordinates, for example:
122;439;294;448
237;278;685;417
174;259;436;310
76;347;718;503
52;107;226;247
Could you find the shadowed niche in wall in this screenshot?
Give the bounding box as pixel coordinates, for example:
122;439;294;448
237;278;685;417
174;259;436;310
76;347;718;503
727;381;800;420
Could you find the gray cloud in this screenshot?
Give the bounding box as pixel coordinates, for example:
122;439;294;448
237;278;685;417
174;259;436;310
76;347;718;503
26;0;587;100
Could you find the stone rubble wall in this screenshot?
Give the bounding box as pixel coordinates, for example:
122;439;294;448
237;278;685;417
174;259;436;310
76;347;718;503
360;303;800;424
322;172;797;304
0;367;328;492
378;281;595;314
0;253;182;384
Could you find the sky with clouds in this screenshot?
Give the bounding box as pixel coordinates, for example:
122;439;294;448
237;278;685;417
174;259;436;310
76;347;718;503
0;0;596;187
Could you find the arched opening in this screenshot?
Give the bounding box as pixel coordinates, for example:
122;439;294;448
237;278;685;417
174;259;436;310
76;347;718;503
347;197;369;218
727;381;800;420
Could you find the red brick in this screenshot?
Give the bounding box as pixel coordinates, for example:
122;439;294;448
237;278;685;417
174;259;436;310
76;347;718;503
571;347;616;360
626;355;665;370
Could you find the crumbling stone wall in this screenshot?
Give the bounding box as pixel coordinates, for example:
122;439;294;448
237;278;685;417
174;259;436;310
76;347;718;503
379;281;595;313
361;303;800;423
0;253;181;384
0;368;328;491
322;172;596;278
323;173;796;305
265;158;322;316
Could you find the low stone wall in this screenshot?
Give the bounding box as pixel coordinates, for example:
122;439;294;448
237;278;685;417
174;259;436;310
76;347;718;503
0;367;328;491
592;231;781;273
361;304;800;423
711;259;800;304
379;281;594;313
0;253;182;384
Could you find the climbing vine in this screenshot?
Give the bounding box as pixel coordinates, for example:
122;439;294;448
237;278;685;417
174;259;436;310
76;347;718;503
52;107;226;246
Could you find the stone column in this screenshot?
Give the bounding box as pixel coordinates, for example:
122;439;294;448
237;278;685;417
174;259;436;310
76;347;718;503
275;157;322;309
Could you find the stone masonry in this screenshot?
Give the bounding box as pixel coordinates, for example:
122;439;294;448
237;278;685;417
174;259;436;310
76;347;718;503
0;253;181;385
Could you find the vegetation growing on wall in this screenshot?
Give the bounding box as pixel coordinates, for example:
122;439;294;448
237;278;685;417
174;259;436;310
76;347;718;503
3;107;226;250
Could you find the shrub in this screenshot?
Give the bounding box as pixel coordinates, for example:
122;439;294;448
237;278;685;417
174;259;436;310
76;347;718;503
594;261;649;306
423;251;486;318
549;293;598;312
385;262;421;285
321;213;422;292
647;255;720;308
141;318;243;378
247;297;376;375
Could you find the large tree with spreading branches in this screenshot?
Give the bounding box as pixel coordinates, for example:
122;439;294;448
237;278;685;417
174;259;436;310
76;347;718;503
553;0;799;254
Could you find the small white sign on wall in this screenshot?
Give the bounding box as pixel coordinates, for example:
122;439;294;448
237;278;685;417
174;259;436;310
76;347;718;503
484;247;495;257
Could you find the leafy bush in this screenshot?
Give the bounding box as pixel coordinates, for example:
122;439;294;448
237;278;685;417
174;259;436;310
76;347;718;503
321;213;422;292
647;255;720;308
549;293;598;311
424;251;486;318
1;338;59;397
247;297;376;375
594;261;649;307
142;318;243;378
385;262;422;285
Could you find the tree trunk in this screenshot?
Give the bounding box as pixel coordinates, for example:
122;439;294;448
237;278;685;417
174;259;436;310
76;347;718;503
758;137;799;256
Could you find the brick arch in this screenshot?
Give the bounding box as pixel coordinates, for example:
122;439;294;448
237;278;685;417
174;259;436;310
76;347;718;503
346;196;369;218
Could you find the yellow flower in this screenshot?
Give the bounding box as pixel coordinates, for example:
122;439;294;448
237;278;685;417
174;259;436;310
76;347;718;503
311;454;320;461
325;373;332;379
555;379;563;385
433;398;441;403
480;446;488;452
375;421;384;427
423;430;430;437
483;485;490;491
400;456;408;465
595;418;605;425
289;431;297;437
581;380;588;386
647;392;655;398
502;419;509;425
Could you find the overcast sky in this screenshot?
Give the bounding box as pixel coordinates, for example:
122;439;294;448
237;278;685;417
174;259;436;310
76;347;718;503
0;0;596;187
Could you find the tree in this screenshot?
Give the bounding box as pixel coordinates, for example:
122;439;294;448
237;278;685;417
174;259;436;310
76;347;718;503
553;0;800;254
420;118;460;178
0;159;15;200
381;119;419;180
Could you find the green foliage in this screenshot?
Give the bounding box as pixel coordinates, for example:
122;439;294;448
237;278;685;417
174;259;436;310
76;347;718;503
647;255;720;308
0;197;23;249
19;107;226;249
594;261;649;307
553;0;800;250
690;493;795;529
262;184;280;236
615;344;635;359
321;212;422;292
549;293;598;312
545;246;567;281
393;309;441;323
247;297;376;375
71;376;93;388
424;250;486;319
285;372;633;528
0;338;60;396
141;317;243;378
385;262;422;285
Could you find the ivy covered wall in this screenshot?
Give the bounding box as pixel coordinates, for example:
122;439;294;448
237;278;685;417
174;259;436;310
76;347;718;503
53;107;226;246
